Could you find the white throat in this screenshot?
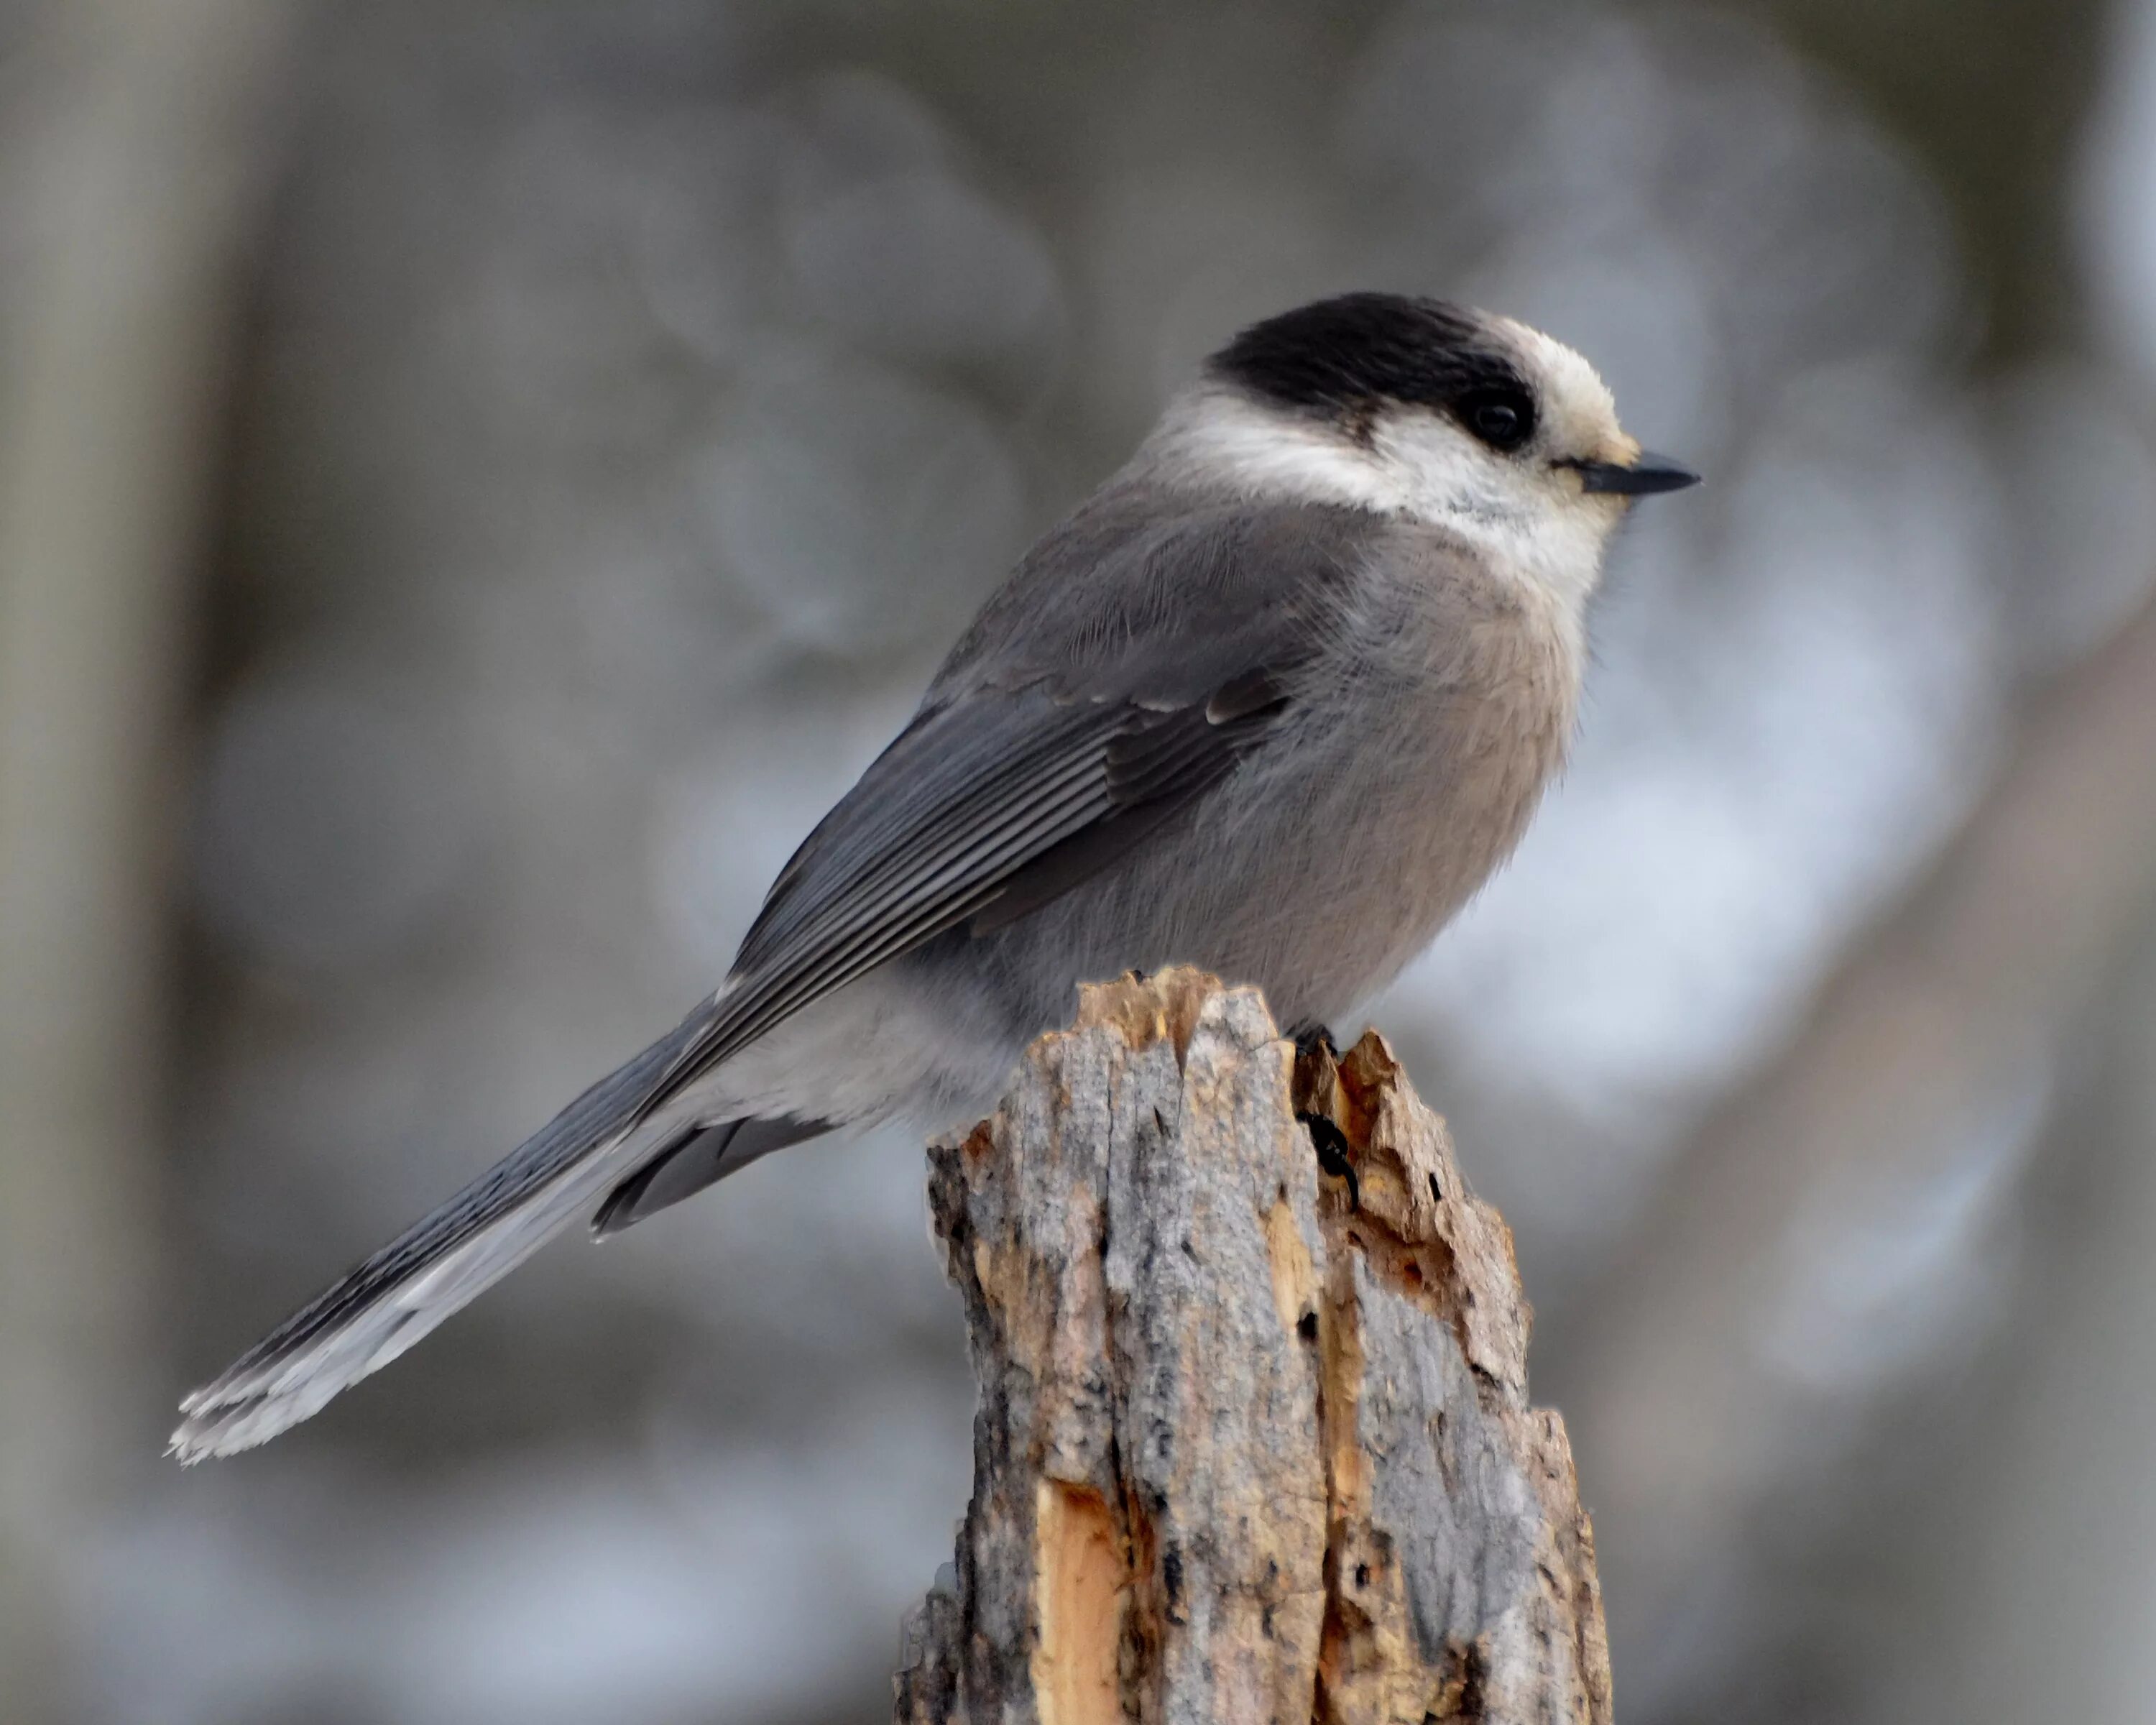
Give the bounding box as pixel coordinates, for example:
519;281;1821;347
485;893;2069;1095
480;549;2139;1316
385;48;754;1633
1135;385;1617;630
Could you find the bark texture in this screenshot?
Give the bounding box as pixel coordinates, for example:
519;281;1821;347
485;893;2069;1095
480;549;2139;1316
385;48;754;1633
895;968;1611;1725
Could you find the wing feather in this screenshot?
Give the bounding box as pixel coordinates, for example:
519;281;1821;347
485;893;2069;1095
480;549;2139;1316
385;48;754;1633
657;663;1302;1098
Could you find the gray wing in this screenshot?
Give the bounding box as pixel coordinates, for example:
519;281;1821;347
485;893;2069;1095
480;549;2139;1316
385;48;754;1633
651;494;1373;1100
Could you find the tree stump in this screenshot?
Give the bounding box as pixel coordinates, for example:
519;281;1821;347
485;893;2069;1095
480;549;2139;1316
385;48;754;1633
894;968;1612;1724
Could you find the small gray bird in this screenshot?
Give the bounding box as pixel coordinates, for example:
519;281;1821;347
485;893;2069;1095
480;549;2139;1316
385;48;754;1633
172;293;1697;1461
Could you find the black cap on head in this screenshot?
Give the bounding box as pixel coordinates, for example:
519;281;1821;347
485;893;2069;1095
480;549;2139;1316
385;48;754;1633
1208;294;1537;443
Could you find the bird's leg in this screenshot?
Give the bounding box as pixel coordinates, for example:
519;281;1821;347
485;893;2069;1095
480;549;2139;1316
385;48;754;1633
1289;1021;1356;1204
1299;1110;1358;1208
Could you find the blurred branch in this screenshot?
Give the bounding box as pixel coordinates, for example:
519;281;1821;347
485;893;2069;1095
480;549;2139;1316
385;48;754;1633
1554;591;2156;1692
895;970;1611;1725
0;4;296;1717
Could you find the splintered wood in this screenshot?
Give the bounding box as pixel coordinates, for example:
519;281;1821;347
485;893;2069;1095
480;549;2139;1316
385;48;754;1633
895;969;1613;1725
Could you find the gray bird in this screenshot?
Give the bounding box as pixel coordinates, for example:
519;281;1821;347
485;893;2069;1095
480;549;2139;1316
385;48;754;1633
172;293;1697;1461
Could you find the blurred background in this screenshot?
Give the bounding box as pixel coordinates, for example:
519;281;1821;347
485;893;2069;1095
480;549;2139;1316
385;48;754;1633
4;0;2155;1719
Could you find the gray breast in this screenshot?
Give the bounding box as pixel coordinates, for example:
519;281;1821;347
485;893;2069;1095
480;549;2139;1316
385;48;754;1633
904;524;1581;1050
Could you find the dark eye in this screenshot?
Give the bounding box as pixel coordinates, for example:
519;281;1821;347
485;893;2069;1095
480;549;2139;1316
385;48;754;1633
1461;389;1534;452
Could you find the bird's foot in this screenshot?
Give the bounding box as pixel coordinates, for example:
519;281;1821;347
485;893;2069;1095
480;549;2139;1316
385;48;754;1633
1289;1021;1338;1062
1299;1110;1358;1209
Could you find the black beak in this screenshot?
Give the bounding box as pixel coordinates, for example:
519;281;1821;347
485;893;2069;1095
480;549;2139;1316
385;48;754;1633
1567;451;1701;496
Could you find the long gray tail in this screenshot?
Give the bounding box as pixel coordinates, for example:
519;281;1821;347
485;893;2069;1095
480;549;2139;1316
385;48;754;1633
172;1008;712;1463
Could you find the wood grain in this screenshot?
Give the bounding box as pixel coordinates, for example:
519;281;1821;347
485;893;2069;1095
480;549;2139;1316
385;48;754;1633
895;969;1611;1724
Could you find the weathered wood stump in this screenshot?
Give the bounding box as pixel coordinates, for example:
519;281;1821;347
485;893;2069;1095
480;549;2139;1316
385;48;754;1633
895;968;1611;1724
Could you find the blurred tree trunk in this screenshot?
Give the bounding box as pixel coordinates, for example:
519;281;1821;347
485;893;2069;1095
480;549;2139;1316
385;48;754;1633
895;970;1611;1725
0;4;294;1718
1760;0;2104;359
1861;870;2156;1722
1549;592;2156;1712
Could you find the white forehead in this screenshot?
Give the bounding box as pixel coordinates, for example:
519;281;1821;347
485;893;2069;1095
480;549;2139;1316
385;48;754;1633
1486;316;1630;460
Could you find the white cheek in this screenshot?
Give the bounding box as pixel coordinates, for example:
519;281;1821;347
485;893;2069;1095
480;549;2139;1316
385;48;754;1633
1369;417;1616;627
1367;414;1515;518
1141;391;1406;514
1138;390;1618;631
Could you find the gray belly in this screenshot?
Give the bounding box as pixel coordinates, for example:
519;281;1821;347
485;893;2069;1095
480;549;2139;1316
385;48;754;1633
886;666;1567;1117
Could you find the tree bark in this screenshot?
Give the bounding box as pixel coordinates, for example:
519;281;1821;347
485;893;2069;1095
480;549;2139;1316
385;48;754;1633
894;968;1612;1725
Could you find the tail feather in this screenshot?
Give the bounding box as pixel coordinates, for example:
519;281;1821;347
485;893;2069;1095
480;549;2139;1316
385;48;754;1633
170;1008;711;1463
590;1113;828;1238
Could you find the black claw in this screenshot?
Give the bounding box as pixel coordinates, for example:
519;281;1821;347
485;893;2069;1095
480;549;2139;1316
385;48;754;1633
1291;1021;1338;1062
1299;1111;1358;1208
